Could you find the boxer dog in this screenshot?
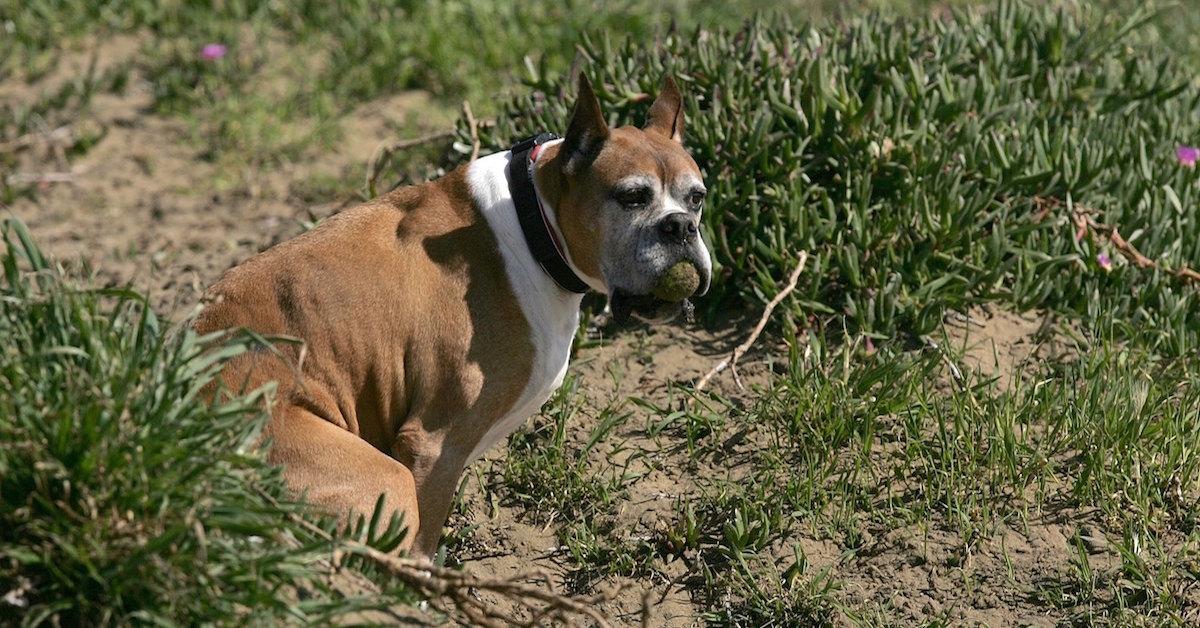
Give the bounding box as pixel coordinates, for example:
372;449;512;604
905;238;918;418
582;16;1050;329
197;73;711;558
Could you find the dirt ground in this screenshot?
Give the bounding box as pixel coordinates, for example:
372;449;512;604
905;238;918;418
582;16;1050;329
5;35;443;317
4;40;1147;627
450;316;1100;627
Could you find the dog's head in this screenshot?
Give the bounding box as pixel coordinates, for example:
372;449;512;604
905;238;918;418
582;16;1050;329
537;73;712;323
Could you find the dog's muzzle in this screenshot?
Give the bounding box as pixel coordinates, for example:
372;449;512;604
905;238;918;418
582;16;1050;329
610;257;709;324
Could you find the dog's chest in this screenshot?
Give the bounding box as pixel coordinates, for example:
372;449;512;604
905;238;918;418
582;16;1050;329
466;152;584;461
469;298;577;461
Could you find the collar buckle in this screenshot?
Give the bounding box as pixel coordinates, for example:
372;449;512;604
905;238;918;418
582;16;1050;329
509;132;561;156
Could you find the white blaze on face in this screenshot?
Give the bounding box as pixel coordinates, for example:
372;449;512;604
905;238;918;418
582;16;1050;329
599;172;711;296
669;174;712;287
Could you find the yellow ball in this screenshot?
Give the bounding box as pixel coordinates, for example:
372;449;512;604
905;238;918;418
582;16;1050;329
652;262;700;302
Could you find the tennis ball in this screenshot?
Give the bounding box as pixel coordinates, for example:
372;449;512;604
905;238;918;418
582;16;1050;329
652;262;700;302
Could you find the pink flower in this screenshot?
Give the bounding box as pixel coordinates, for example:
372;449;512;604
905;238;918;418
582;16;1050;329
1097;252;1113;271
200;43;227;61
1178;145;1199;168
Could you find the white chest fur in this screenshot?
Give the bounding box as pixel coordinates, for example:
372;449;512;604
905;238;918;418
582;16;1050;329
465;149;584;462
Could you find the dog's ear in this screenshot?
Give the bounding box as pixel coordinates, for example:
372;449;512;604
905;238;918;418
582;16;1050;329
561;72;609;175
644;74;684;143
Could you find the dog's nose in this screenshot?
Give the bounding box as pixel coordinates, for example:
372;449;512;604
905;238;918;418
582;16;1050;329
656;212;698;244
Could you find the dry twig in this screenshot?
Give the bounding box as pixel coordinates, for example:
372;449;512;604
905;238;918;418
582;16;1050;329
1053;199;1200;286
462;100;481;162
365;106;494;197
695;250;809;392
6;171;78;186
0;125;74;155
339;540;619;628
272;501;620;627
365;130;457;197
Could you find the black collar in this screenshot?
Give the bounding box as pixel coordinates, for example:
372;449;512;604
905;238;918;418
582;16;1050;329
506;133;590;294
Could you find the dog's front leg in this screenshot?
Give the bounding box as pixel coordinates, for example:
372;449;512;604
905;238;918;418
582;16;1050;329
393;432;468;560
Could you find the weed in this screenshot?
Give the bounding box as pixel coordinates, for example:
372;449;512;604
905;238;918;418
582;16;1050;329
0;218;416;624
461;2;1200;357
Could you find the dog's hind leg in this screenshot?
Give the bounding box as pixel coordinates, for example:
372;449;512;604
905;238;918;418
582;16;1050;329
265;406;421;553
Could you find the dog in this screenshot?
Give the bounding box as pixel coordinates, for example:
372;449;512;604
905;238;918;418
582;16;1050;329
196;73;712;558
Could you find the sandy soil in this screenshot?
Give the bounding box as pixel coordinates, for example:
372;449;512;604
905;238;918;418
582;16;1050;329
5;35;439;317
447;318;1104;627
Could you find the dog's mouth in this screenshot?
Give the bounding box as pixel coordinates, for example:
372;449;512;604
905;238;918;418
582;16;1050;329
609;290;693;325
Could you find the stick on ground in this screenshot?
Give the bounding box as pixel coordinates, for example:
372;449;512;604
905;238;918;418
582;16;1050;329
695;250;809;392
365;107;494;197
462;100;481;162
1035;196;1200;287
267;496;620;627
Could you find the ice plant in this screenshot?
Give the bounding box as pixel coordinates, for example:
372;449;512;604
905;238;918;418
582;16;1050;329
201;43;227;61
1097;252;1113;271
1177;145;1199;168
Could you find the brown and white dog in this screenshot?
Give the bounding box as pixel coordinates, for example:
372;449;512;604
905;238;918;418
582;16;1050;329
196;73;711;558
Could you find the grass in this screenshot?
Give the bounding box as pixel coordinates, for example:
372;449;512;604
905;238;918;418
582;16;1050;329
447;1;1200;621
481;332;1200;622
0;0;979;189
502;375;636;522
4;1;1194;186
3;0;1200;624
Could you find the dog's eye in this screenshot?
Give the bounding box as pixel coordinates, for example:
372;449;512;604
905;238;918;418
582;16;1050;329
687;189;707;210
615;186;654;209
